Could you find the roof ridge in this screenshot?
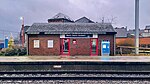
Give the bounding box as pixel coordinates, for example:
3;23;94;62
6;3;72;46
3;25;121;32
75;16;94;23
51;13;73;21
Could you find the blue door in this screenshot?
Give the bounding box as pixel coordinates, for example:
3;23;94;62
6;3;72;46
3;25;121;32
101;41;110;56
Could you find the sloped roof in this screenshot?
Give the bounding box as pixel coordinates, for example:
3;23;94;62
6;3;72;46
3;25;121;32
51;13;73;21
115;27;127;37
26;23;116;35
24;26;30;33
127;29;145;35
75;17;94;23
145;25;150;30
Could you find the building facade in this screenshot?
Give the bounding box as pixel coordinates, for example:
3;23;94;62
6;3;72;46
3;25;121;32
26;13;116;56
142;25;150;37
116;37;150;48
26;23;116;56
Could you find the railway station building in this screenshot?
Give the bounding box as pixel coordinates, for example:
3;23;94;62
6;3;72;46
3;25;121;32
26;13;116;56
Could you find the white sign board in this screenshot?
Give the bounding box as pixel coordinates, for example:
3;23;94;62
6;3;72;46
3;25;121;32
48;40;53;48
103;45;106;48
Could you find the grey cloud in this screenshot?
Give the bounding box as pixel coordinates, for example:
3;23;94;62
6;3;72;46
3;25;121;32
0;0;149;35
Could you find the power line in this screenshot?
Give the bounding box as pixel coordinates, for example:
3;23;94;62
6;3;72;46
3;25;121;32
0;29;20;40
0;29;19;33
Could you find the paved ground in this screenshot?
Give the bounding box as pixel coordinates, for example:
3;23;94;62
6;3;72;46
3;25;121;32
0;56;150;62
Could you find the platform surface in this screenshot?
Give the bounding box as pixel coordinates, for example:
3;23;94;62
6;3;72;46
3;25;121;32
0;56;150;62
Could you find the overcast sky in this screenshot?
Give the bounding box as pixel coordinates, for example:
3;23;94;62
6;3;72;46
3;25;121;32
0;0;150;35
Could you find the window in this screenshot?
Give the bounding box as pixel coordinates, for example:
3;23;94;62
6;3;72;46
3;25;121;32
34;40;39;48
92;39;96;53
64;39;69;51
140;44;146;48
73;39;77;44
144;30;148;32
148;44;150;48
48;40;53;48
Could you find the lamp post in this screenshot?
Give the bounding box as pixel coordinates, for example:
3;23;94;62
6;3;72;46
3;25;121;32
20;17;24;47
20;17;24;25
135;0;139;55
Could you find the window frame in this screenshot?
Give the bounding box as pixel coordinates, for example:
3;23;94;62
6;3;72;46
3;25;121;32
47;40;54;48
33;40;40;48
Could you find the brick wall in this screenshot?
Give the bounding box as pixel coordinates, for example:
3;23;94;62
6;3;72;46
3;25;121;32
98;35;115;56
28;34;115;56
116;37;150;45
70;38;91;56
28;34;60;56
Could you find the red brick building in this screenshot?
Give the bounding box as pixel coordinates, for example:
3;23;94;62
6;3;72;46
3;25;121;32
116;37;150;48
26;13;116;56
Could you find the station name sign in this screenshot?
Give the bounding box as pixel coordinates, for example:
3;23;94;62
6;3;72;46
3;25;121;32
65;34;93;38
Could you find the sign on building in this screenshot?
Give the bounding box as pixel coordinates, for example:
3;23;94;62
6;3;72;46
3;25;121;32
101;41;110;56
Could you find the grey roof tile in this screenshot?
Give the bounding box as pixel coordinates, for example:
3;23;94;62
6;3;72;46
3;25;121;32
26;23;116;34
115;28;127;37
24;26;30;33
51;13;73;21
75;17;94;23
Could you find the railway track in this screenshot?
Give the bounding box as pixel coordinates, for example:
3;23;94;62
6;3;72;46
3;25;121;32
0;71;150;80
0;71;150;83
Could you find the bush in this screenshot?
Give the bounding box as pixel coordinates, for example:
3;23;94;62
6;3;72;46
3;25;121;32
0;52;4;56
0;47;27;56
5;48;17;56
18;48;27;56
0;49;5;56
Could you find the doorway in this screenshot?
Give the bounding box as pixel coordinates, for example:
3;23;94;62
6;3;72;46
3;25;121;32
61;38;70;55
90;38;98;56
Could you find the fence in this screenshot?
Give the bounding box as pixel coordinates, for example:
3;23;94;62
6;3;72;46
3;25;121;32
116;46;150;55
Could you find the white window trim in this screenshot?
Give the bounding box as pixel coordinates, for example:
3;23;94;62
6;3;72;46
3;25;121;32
48;40;53;48
34;40;40;48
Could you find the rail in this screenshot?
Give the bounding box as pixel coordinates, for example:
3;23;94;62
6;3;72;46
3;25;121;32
0;71;150;80
116;46;150;55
